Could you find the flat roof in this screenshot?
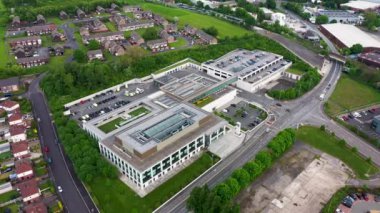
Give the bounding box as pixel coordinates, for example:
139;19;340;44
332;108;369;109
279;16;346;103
322;23;380;49
318;10;359;18
341;0;380;10
359;51;380;64
203;49;283;78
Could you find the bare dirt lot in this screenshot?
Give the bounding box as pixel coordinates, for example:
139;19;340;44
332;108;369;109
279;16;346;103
236;142;351;213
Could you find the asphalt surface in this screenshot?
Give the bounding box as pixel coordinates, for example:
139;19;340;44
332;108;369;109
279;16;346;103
27;75;96;213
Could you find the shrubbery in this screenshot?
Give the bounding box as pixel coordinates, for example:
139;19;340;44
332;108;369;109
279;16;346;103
187;129;296;213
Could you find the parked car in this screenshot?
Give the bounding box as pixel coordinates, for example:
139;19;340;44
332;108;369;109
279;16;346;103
231;104;237;107
356;193;362;200
349;193;357;200
362;192;369;201
276;103;282;107
375;195;380;202
58;186;63;193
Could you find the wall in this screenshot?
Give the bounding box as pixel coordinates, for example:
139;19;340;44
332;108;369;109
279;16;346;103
202;89;237;112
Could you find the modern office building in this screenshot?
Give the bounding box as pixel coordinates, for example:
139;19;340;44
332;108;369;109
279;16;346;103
201;49;292;92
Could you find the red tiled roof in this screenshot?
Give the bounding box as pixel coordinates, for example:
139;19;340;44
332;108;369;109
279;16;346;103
10;125;26;136
0;100;19;109
15;159;33;174
8;113;22;123
11;141;28;154
16;178;39;198
24;202;47;213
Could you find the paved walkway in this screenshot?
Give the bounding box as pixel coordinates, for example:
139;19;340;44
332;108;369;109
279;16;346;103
208;130;245;158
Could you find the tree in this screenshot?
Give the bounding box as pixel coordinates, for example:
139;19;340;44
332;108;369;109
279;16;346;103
73;49;87;63
202;26;218;37
320;125;325;131
87;40;101;50
350;44;363;54
142;28;159;40
266;0;276;9
232;168;250;188
255;151;272;169
316;15;329;24
214;183;233;202
363;12;380;31
225;178;240;196
243;161;263;180
196;0;204;8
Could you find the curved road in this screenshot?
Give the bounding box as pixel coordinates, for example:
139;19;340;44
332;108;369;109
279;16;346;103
27;75;97;213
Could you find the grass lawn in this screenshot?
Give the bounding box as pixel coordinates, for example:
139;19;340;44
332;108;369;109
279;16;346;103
105;22;117;32
87;152;218;213
129;106;150;117
35;166;48;177
0;203;19;213
194;96;214;107
0;190;19;203
0;151;12;161
124;26;163;38
0;26;12;69
98;117;125;133
47;49;73;70
296;126;379;179
325;75;380;116
169;37;187;48
141;3;252;39
286;67;304;75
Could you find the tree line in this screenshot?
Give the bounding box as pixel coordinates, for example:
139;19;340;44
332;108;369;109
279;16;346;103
187;129;296;213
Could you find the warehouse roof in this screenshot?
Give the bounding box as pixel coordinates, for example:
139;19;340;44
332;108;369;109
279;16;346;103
341;1;380;10
322;23;380;49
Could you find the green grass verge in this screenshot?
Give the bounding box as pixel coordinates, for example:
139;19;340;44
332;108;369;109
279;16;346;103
193;96;214;107
0;203;19;213
169;37;187;48
35;166;48;177
286;68;304;75
296;126;379;179
105;22;117;32
129;106;150;117
325;75;380;116
0;190;18;203
98;117;125;133
321;186;356;213
0;152;12;161
87;152;218;213
141;3;252;39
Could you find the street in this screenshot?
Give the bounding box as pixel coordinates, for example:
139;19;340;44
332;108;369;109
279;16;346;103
27;76;97;213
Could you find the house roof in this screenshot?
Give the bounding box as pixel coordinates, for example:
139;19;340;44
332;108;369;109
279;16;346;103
147;39;167;46
9;36;41;43
16;178;39;198
11;140;29;154
24;202;47;213
10;125;26;136
8;113;23;123
87;49;103;56
0;77;19;87
25;24;57;33
17;55;49;64
0;100;19;109
15;159;33;174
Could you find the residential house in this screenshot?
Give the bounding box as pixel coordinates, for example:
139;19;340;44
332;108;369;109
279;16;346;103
304;30;319;41
9;36;42;48
129;32;144;46
118;20;154;31
0;77;19;93
89;19;108;33
165;23;177;33
15;159;34;180
51;30;66;42
133;10;153;19
112;14;127;26
16;179;41;203
111;3;119;11
77;9;86;19
103;41;125;56
24;202;47;213
9;125;27;142
84;31;124;44
152;14;168;26
183;25;197;36
147;39;169;52
79;27;90;37
36;15;45;25
59;11;68;20
8;113;23;126
123;5;141;13
160;30;175;43
12;16;21;28
0;100;20;112
14;47;26;59
50;45;64;56
196;30;217;45
87;50;104;61
11;141;30;159
25;24;57;36
0;182;13;195
96;6;105;14
17;55;49;68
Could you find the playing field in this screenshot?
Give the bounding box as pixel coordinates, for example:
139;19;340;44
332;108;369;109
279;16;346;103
325;75;380;116
141;3;252;39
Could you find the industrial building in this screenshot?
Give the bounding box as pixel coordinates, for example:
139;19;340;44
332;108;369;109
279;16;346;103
320;23;380;51
201;49;292;93
341;0;380;12
317;10;362;25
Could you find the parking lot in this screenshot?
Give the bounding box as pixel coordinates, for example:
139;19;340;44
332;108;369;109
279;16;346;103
340;107;380;140
68;81;158;123
220;101;267;131
338;193;380;213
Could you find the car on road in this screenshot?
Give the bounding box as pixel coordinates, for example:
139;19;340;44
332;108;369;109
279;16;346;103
2;167;12;174
47;157;52;164
276;103;282;107
58;186;63;193
43;146;49;153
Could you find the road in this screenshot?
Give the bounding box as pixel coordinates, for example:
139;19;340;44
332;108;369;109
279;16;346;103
27;75;97;213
